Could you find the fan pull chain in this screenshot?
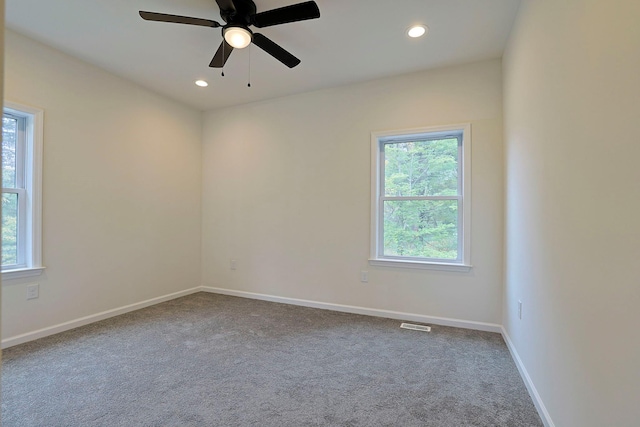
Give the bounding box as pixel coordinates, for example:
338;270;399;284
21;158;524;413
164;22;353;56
221;40;225;77
247;44;252;88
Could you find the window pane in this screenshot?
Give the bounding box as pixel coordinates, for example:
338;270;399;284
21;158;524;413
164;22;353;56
2;192;19;266
384;138;459;197
2;116;18;188
383;199;458;260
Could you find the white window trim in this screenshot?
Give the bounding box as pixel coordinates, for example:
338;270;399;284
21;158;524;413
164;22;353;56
369;123;472;272
2;101;45;280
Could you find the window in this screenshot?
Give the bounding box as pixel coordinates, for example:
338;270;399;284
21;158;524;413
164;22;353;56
370;124;471;271
2;102;44;279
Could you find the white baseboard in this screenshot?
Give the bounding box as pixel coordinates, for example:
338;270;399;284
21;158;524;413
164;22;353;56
2;284;551;427
1;287;201;349
201;286;502;333
501;327;555;427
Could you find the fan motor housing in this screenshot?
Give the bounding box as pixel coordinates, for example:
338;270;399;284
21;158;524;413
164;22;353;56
221;0;256;26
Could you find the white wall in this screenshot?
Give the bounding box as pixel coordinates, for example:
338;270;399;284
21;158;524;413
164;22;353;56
2;30;203;340
503;1;640;426
202;60;504;325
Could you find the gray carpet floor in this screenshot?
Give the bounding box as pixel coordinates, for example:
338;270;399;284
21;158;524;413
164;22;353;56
1;292;543;426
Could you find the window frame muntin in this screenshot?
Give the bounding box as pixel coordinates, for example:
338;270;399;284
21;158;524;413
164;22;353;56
370;124;472;271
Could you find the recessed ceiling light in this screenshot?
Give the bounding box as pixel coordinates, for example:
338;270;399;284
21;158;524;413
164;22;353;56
195;80;209;87
407;25;428;38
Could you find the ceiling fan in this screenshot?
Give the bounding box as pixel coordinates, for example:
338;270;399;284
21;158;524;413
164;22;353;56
139;0;320;69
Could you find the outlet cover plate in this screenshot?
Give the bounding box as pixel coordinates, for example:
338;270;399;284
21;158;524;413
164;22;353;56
26;284;39;300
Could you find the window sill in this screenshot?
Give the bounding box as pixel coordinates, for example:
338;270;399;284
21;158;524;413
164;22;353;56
368;259;472;272
2;266;46;281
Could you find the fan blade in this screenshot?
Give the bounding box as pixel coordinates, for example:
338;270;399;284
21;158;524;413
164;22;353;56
215;0;236;12
210;40;234;68
139;11;221;28
252;1;320;28
252;33;301;68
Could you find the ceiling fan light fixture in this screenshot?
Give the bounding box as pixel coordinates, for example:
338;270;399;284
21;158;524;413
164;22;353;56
407;25;428;38
195;80;209;87
140;0;321;69
224;26;252;49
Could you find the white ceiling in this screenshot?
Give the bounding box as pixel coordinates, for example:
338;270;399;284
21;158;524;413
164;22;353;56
6;0;521;111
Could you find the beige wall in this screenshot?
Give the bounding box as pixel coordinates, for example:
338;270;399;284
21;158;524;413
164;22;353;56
2;30;203;340
202;60;504;325
503;0;640;425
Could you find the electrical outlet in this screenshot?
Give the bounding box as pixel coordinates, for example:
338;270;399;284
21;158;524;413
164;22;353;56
518;300;523;320
360;271;369;283
27;284;39;300
230;259;237;270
